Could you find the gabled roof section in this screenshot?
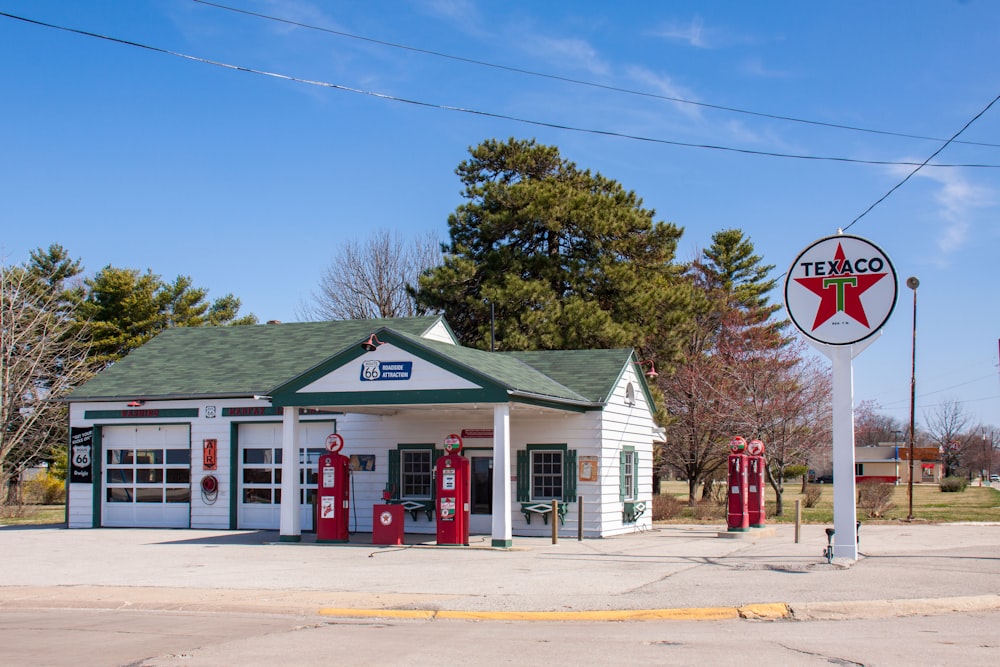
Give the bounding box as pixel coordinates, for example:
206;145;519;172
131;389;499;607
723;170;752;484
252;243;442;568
68;316;449;401
268;328;602;411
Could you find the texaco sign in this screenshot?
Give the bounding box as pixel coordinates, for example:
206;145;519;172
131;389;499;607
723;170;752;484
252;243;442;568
784;234;898;346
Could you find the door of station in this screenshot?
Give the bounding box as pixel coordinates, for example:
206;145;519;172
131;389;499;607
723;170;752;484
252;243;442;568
469;455;492;534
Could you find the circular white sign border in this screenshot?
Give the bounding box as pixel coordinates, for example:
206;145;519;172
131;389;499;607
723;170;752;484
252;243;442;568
325;433;345;453
784;234;898;347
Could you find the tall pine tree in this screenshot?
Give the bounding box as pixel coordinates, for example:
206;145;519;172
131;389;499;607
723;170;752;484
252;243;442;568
413;137;692;359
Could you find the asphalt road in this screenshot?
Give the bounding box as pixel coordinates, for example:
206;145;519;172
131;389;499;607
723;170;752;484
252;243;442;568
3;607;999;666
2;522;999;665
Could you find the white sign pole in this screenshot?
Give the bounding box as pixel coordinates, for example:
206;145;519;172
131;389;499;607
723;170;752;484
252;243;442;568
812;335;879;559
830;345;857;560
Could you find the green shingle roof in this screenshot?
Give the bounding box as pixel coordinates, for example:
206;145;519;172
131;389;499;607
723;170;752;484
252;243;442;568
69;317;447;401
69;316;635;408
503;349;633;403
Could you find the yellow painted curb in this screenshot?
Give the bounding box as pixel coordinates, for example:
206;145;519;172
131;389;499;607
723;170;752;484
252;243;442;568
317;603;791;622
738;603;791;620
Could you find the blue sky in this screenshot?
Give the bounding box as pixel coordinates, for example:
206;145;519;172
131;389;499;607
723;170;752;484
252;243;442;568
2;1;998;432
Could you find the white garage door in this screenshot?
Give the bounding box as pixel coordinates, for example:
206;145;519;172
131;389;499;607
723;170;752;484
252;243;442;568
237;422;333;530
102;424;191;528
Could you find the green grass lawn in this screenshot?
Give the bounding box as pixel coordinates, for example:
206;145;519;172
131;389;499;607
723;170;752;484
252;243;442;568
5;482;1000;527
0;505;66;526
656;480;1000;524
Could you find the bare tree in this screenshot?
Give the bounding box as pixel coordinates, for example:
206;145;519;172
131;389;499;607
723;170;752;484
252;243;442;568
855;400;904;447
300;230;441;321
1;259;92;505
658;350;735;505
924;399;971;477
967;425;998;481
716;322;832;515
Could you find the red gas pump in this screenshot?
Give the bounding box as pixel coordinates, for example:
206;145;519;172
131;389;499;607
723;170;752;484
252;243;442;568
727;436;749;532
317;437;350;543
435;434;470;546
746;439;767;528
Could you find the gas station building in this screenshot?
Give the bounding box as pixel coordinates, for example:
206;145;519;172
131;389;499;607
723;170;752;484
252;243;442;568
66;316;657;547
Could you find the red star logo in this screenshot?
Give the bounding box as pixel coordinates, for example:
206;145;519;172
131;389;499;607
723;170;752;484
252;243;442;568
793;243;887;330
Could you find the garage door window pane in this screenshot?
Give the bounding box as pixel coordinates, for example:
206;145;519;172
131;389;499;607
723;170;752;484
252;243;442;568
136;488;163;503
107;488;132;502
166;449;191;465
108;449;133;464
136;450;163;464
166;469;189;484
107;469;133;484
243;448;275;464
244;488;271;504
136;468;163;484
243;469;272;485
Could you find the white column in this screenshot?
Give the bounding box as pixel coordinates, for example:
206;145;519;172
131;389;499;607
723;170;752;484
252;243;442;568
830;346;858;560
491;403;513;548
279;406;301;542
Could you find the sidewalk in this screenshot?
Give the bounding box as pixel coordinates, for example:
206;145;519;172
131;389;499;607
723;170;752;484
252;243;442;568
1;522;998;621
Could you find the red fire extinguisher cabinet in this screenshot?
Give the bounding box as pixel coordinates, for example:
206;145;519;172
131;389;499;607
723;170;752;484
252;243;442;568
373;504;405;545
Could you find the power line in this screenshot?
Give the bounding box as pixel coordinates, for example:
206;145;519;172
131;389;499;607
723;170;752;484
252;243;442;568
843;91;1000;231
194;0;1000;150
2;10;998;170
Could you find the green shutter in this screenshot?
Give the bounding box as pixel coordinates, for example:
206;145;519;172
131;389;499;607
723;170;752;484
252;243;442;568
619;450;627;501
564;449;577;502
516;450;529;502
387;449;400;500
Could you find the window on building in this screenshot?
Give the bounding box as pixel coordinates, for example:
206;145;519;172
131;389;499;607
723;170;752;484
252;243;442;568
386;444;440;501
401;448;433;498
621;448;636;502
532;450;563;500
516;445;577;503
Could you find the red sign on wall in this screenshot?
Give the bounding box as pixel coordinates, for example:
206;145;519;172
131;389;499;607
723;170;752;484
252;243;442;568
203;439;218;470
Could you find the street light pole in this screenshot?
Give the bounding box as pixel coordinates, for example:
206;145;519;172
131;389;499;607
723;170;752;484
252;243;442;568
906;277;919;521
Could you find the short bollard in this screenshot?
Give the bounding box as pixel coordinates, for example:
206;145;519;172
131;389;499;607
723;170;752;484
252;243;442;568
578;495;584;542
794;499;802;543
551;499;559;544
